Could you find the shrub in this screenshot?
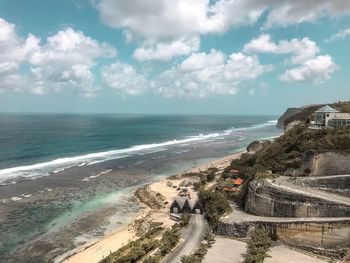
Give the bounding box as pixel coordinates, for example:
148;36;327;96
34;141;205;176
143;256;160;263
179;213;191;227
198;190;231;231
206;171;215;182
159;228;180;256
244;229;272;263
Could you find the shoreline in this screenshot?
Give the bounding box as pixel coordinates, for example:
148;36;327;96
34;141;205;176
62;151;244;263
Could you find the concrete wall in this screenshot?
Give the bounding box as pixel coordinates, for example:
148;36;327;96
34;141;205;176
217;220;350;257
245;180;350;218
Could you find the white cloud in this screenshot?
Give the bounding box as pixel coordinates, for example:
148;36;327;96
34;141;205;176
95;0;230;40
261;0;350;29
180;49;225;71
244;34;337;84
325;28;350;43
95;0;350;41
244;34;320;64
280;55;337;84
0;18;117;96
28;28;116;96
0;18;40;92
133;36;200;61
102;50;271;98
154;50;272;98
101;62;148;96
94;0;350;62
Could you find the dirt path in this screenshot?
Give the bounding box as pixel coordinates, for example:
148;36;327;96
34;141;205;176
271;176;350;206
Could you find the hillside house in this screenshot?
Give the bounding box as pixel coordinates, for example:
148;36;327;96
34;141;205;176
310;105;350;129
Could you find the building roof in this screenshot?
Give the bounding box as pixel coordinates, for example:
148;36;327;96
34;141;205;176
233;178;244;185
171;197;198;209
315;105;340;113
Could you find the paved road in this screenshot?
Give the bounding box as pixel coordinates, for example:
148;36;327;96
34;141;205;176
162;214;208;263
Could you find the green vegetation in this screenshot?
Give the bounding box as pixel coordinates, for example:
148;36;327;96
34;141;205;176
99;226;163;263
243;229;272;263
198;190;231;231
159;227;180;256
231;123;350;206
232;124;350;177
99;225;180;263
179;213;191;227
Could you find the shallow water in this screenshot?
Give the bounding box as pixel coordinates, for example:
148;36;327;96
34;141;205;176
0;114;282;262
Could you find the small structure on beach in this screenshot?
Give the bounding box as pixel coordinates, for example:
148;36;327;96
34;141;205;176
170;199;182;213
169;198;203;214
310;105;350;129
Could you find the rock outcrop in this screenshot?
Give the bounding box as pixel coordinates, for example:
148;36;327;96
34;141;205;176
310;152;350;176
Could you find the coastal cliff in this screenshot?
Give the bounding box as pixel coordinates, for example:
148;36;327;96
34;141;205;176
218;102;350;259
277;107;303;129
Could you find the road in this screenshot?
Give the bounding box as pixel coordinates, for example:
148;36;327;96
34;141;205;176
162;214;208;263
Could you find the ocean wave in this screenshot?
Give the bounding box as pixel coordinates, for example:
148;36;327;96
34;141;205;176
0;119;277;183
225;119;278;132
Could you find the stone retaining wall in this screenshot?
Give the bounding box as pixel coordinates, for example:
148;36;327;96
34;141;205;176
245;179;350;217
217;219;350;258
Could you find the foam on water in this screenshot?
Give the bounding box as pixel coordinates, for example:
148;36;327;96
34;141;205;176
0;120;277;183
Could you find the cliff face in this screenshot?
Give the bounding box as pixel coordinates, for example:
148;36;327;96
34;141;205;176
285;151;350;177
311;152;350;176
277;108;302;129
245;179;350;218
217;220;350;258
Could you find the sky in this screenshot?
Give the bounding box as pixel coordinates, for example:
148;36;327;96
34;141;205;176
0;0;349;115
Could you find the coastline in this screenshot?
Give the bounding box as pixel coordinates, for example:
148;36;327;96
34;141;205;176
62;151;244;263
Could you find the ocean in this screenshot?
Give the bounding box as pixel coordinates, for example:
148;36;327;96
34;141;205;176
0;114;281;262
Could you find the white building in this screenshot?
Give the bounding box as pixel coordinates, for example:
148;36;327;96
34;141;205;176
310;105;350;129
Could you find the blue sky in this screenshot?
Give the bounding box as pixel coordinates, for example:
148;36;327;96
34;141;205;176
0;0;349;115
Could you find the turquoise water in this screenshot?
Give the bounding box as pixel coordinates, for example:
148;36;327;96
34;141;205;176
0;114;278;182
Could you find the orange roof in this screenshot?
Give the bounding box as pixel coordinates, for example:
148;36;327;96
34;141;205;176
234;178;244;185
222;187;238;192
229;169;240;173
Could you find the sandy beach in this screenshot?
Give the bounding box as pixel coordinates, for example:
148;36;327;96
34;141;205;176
62;151;244;263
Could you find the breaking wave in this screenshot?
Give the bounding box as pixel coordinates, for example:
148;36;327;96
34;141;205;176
0;120;277;183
